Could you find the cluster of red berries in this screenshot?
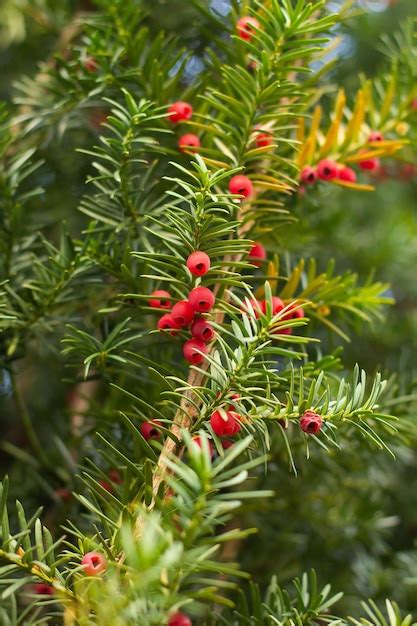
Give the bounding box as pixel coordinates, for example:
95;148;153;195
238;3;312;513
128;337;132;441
210;391;242;439
300;132;384;187
299;410;323;435
149;252;215;365
167;101;201;154
247;296;304;335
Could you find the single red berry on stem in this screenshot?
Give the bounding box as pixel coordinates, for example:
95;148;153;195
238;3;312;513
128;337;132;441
84;57;98;72
283;302;305;320
359;156;380;171
99;480;113;493
140;419;162;441
178;134;200;152
261;296;285;315
109;469;122;484
157;314;180;334
168;101;193;123
236;16;260;41
191;437;214;458
317;159;338;181
249;242;266;267
81;552;107;576
149;290;171;309
254;129;273;148
187;251;210;276
188;286;215;313
228;174;253;199
272;302;304;335
210;410;241;436
34;583;54;595
300;166;317;185
369;131;383;142
300;410;323;435
171;300;195;327
191;318;215;343
55;487;72;501
337;166;357;183
183;339;208;364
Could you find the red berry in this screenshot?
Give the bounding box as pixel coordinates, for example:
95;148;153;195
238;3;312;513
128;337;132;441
171;300;195;327
271;302;304;335
255;130;273;148
34;583;54;595
84;57;98;72
300;410;323;435
236;16;260;41
249;242;266;267
191;437;214;458
359;156;380;171
168;101;193;123
149;290;171;309
283;302;305;320
317;159;338;181
157;314;180;333
55;487;72;501
109;469;123;484
261;296;285;315
140;419;162;441
228;174;253;199
412;99;417;110
81;551;107;576
188;286;215;313
178;133;200;152
186;251;210;276
99;480;113;493
300;166;317;185
369;131;383;142
183;339;208;364
222;439;234;450
191;318;215;343
210;410;241;436
337;166;357;183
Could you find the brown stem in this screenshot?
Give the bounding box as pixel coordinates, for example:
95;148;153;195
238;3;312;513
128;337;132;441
133;214;254;540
